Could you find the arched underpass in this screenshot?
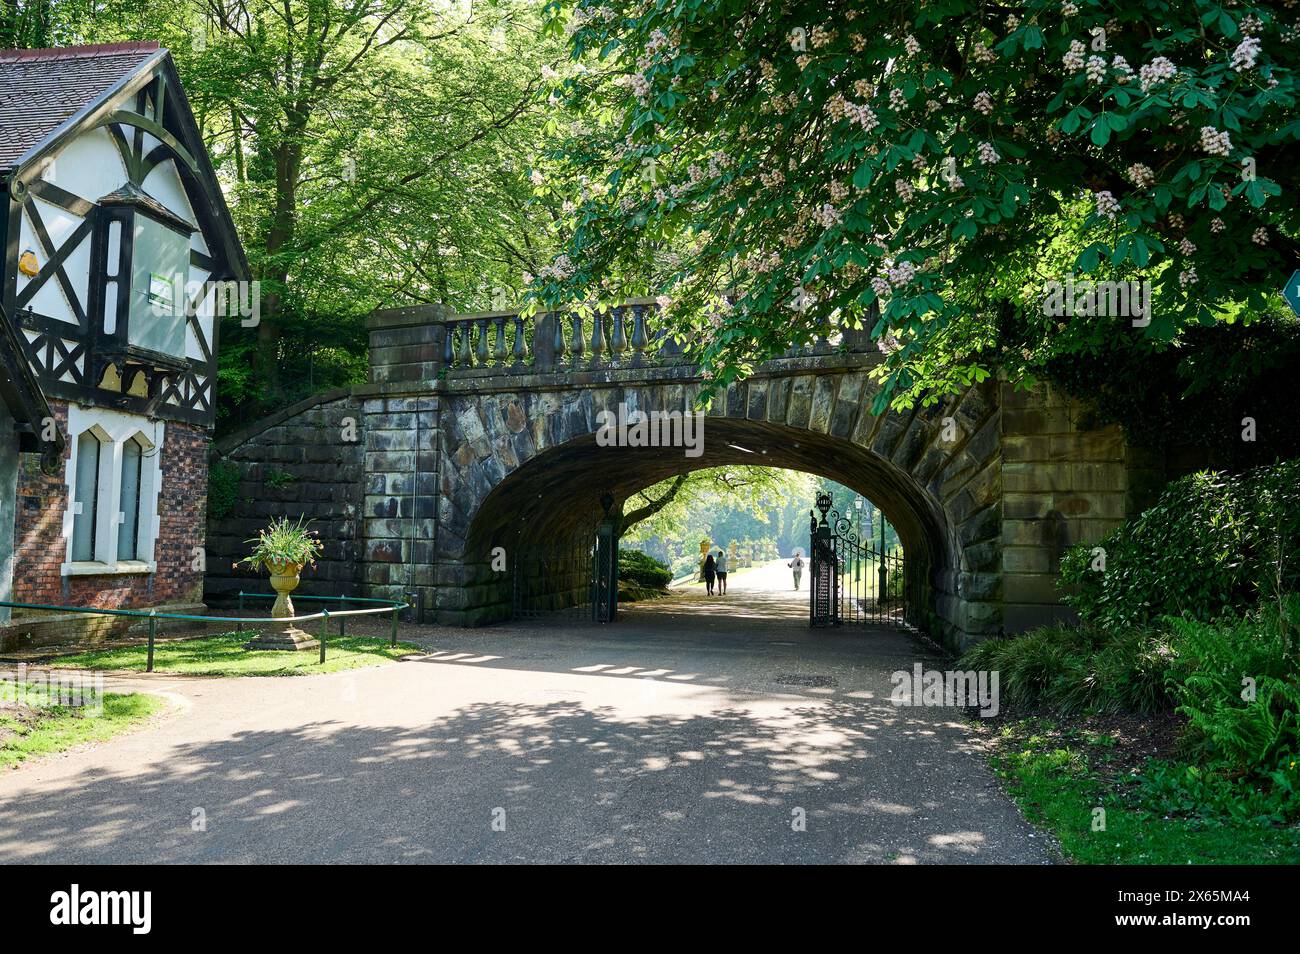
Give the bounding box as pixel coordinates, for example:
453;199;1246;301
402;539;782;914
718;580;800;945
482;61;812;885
461;419;957;633
208;302;1147;651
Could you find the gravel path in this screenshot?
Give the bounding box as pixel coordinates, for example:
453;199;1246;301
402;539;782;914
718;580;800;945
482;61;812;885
0;563;1055;864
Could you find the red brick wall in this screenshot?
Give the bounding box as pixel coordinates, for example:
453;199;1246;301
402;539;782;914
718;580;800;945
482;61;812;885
12;401;210;609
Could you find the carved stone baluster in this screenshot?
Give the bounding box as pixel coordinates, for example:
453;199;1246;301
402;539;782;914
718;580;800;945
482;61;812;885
493;316;508;365
512;315;528;366
610;308;628;364
570;314;585;364
588;311;605;367
443;324;456;368
476;319;489;366
630;305;648;365
457;320;472;367
553;312;567;363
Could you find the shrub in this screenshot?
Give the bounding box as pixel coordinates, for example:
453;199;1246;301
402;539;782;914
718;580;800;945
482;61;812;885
238;516;324;572
1138;758;1300;827
208;458;241;521
1059;459;1300;630
957;625;1175;715
1165;597;1300;777
618;549;672;588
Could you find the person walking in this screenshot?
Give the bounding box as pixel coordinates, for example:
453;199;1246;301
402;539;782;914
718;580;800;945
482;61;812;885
703;552;717;595
715;548;729;595
789;551;805;590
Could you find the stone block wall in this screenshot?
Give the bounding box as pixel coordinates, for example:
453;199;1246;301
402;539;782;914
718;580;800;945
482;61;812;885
205;390;365;602
997;381;1135;632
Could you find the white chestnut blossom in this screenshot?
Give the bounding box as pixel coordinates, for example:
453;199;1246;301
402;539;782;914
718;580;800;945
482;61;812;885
977;142;999;164
1139;56;1177;93
1086;55;1107;84
1093;190;1120;219
1231;35;1261;72
1179;268;1198;286
1178;238;1197;255
1111;55;1134;83
846;101;880;132
814;203;843;228
1126;163;1155;188
904;34;921;56
1199;126;1232;157
973;90;994;115
1252;227;1269;246
1063;40;1086;73
1210;217;1226;234
887;260;916;287
895;178;915;201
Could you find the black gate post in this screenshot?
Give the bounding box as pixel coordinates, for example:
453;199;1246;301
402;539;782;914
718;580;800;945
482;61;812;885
810;492;837;627
592;493;619;623
593;518;618;622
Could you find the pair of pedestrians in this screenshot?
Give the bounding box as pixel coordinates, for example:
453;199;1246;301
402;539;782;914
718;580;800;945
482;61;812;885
703;549;729;595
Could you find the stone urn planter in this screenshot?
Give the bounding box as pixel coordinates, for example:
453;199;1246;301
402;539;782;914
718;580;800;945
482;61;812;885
267;560;303;618
239;517;323;652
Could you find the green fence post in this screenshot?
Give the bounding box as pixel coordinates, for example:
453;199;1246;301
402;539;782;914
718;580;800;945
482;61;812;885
339;614;346;637
390;606;398;648
146;612;156;673
319;610;329;665
238;591;244;615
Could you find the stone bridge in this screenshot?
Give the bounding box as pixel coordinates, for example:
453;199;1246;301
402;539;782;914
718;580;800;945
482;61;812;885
207;302;1159;649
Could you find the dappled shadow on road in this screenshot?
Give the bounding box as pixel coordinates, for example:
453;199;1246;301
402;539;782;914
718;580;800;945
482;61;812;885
0;693;1047;864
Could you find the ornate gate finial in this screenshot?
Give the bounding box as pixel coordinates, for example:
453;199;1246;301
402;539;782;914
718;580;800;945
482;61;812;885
815;491;832;526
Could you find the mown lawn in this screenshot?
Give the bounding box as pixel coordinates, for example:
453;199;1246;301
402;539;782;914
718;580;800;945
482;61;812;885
0;682;164;769
52;631;424;677
989;719;1300;864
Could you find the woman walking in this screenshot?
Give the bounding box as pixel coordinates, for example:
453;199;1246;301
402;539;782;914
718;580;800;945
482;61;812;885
789;551;805;590
703;552;717;595
714;548;729;595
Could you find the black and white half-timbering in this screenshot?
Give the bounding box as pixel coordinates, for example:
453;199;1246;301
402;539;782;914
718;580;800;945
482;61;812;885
0;42;249;641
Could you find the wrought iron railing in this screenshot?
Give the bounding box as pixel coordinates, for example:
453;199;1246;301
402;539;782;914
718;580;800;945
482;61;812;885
0;593;408;671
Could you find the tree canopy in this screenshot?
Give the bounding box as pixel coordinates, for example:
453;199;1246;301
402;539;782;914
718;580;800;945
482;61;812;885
533;1;1298;410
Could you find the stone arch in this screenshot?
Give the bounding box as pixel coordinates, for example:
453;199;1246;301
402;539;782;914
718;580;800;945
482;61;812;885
437;370;1004;644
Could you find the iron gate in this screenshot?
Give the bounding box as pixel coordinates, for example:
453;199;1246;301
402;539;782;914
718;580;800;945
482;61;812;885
809;492;911;628
510;515;618;623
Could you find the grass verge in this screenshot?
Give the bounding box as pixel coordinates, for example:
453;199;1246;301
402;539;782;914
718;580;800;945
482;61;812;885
984;716;1300;864
51;631;423;677
1;682;164;769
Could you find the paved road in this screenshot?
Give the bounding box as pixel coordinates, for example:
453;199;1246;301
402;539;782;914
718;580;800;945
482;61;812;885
0;563;1055;864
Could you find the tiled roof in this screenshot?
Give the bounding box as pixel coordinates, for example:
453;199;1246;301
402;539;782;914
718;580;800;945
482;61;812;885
0;42;161;172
